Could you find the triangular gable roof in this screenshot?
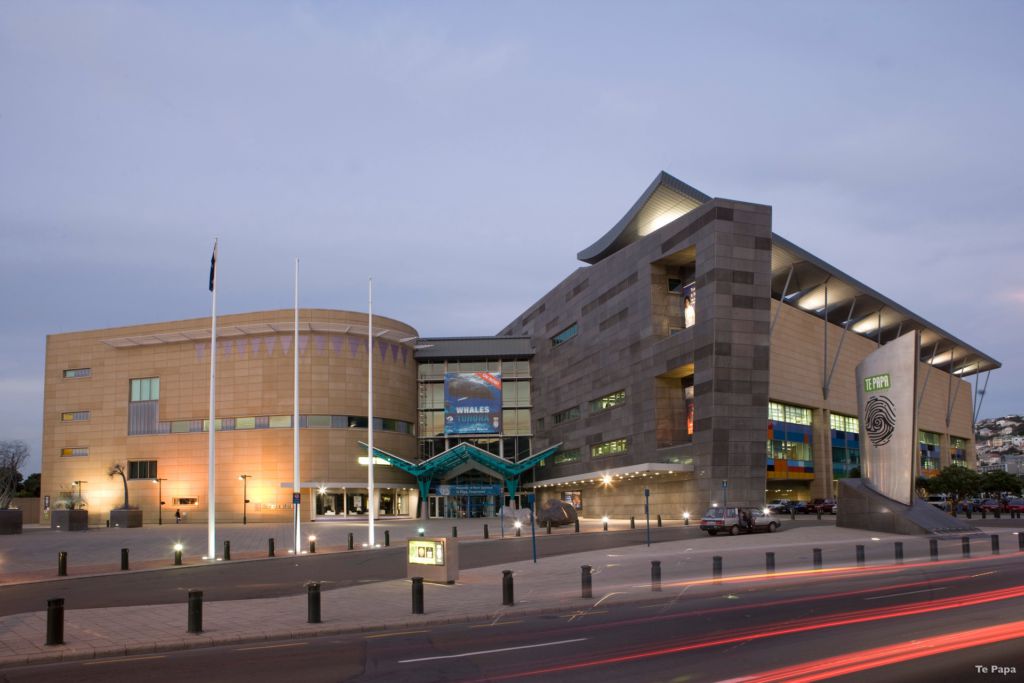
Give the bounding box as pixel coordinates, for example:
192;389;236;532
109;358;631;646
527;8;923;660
358;441;563;480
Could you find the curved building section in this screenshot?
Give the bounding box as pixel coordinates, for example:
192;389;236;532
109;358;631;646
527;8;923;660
42;309;420;524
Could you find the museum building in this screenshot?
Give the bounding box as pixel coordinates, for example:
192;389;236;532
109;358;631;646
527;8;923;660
40;172;1000;524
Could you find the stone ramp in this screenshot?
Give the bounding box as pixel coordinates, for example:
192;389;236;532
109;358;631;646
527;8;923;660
837;478;980;535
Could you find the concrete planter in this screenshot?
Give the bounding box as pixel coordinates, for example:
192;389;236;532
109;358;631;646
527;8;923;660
51;509;89;531
109;508;143;528
0;508;23;534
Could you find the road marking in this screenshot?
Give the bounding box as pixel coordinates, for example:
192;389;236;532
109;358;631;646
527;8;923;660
864;587;947;600
235;642;308;651
365;629;428;639
398;638;587;663
83;655;167;666
594;592;623;607
471;620;523;628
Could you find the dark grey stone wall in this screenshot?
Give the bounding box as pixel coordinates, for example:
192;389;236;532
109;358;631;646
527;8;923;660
501;198;772;513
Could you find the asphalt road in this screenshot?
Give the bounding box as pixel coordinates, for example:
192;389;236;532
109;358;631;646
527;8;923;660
0;524;714;616
5;551;1022;682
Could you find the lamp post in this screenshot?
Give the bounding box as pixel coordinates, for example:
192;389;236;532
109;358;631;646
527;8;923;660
153;478;167;525
239;475;252;525
72;480;87;508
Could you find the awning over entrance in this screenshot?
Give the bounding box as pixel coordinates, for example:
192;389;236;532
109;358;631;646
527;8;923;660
358;441;563;504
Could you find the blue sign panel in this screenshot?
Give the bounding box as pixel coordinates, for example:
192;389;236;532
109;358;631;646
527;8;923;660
444;372;502;435
436;484;503;496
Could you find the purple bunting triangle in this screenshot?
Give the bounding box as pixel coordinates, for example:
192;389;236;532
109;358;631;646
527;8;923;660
315;336;325;355
298;335;309;355
195;343;206;361
265;337;277;356
332;336;343;355
281;336;292;355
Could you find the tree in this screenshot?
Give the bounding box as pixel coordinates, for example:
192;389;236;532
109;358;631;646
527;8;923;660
0;440;30;510
18;473;40;498
108;463;132;509
980;470;1023;503
926;466;982;512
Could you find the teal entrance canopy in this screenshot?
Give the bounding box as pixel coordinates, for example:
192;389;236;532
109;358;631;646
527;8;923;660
357;441;562;503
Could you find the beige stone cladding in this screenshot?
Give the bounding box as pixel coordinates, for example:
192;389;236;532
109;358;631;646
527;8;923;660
42;309;418;525
770;300;976;499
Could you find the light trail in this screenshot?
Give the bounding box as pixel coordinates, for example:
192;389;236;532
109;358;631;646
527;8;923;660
733;619;1024;682
477;583;1024;681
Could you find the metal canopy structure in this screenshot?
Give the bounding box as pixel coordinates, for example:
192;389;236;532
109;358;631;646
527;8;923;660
771;234;1000;378
357;441;563;506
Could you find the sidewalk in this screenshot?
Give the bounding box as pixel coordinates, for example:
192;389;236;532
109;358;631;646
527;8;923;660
1;525;1020;668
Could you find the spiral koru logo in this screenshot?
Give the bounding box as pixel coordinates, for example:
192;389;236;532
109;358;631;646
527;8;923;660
864;395;896;447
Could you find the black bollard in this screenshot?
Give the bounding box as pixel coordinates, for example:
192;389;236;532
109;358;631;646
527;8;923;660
309;536;316;554
813;548;822;570
1018;533;1024;552
630;516;635;529
581;565;593;598
816;509;822;521
856;544;865;567
547;520;552;535
269;538;275;557
307;582;321;624
502;570;514;606
574;519;580;533
994;509;1001;519
966;507;972;519
991;534;1000;555
766;551;775;574
484;524;489;540
46;598;64;646
516;524;522;537
187;590;203;634
713;555;722;583
411;577;424;614
651;560;661;592
57;551;67;577
981;508;987;520
385;530;390;547
930;539;939;561
174;546;182;566
962;536;971;558
602;518;608;532
657;514;663;528
894;541;904;565
452;526;458;538
348;533;354;550
121;548;129;571
223;540;231;561
790;508;796;521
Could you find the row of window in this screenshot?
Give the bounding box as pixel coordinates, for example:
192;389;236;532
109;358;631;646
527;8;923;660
418;409;533;438
548;389;626;429
551;323;578;347
418;380;531;410
61;411;90;422
152;414;415;435
128;460;158;479
418;360;531;381
63;368;91;378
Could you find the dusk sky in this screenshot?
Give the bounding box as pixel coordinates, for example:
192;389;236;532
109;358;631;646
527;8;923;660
2;1;1021;474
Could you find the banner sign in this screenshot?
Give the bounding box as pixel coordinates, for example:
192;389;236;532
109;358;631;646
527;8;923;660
856;331;919;506
444;372;502;434
436;484;503;496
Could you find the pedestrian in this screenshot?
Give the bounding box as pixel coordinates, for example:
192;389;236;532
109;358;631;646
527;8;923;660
175;508;181;524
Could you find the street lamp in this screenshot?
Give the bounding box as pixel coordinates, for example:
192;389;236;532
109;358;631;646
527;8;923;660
153;478;167;525
72;480;87;508
239;474;252;525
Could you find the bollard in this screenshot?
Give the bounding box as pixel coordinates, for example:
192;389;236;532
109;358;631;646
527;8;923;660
418;528;425;537
46;598;64;646
684;516;689;526
574;519;580;533
657;514;663;528
930;539;939;561
269;538;275;557
502;570;514;606
894;541;904;565
348;533;354;550
981;508;987;520
174;546;183;566
813;548;822;570
187;590;203;634
309;536;316;554
223;540;231;561
790;508;796;521
581;565;593;598
630;516;635;529
966;507;973;519
856;544;865;567
991;534;1000;555
516;524;522;537
766;551;775;574
713;555;723;583
121;548;129;571
385;530;390;547
1018;533;1024;552
547;520;552;535
411;577;424;614
651;560;661;592
57;551;67;577
452;526;458;538
994;509;1001;519
962;536;971;558
307;582;321;624
484;524;489;540
816;509;822;521
603;519;608;532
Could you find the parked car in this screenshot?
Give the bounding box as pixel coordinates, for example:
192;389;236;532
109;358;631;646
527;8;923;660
978;498;1003;513
1005;498;1024;513
806;499;836;514
766;499;794;514
926;495;950;511
700;506;781;536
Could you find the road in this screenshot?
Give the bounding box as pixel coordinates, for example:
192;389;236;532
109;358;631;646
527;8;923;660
4;550;1021;682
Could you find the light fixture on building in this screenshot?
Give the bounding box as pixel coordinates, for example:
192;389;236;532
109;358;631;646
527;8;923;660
601;474;613;486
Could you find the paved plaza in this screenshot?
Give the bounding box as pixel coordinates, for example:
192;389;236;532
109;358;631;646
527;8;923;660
1;522;1021;668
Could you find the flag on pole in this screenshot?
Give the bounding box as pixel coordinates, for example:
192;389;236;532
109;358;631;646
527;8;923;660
209;240;218;292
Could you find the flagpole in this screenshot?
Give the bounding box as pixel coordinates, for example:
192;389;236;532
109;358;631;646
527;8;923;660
368;277;375;547
208;239;218;561
293;258;301;554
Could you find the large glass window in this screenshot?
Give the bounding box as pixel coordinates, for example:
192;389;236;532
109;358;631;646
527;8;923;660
128;460;158;480
919;430;942;475
950;436;968;466
830;412;861;480
829;413;860;433
591;438;628;458
552;406;580;425
553;448;580;465
502;381;531;407
590;390;626;412
551;323;578;347
130;377;160;402
769;401;812;426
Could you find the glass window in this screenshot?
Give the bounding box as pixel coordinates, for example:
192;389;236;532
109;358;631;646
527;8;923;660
590;390;625;412
502;381;531;407
60;447;88;457
130;378;160;402
950;436;968;449
235;417;256;430
128;460;158;480
307;415;331;428
63;368;91;378
349;416;369;429
830;413;859;433
551;323;578;347
553;448;580;465
269;415;292;428
553;406;580;425
591;438;628;458
769;401;811;425
61;411;90;422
